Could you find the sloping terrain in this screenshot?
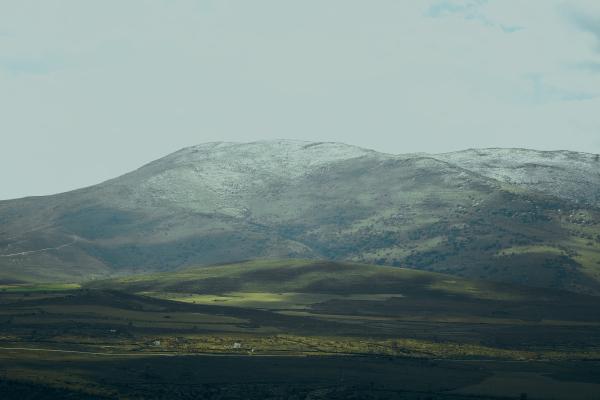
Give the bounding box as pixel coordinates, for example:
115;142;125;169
1;141;599;294
2;260;600;399
87;259;600;329
437;148;600;207
4;259;600;354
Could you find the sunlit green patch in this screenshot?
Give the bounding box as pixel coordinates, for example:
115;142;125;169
564;237;600;280
428;279;527;301
89;259;436;295
143;291;404;310
0;283;80;292
280;309;600;327
148;333;600;361
495;245;566;257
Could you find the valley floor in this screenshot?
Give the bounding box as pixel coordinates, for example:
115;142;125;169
1;280;600;399
2;350;599;400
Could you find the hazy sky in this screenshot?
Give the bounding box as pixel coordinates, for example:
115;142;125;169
2;1;600;200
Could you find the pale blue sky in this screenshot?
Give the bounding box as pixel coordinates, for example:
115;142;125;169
1;0;600;200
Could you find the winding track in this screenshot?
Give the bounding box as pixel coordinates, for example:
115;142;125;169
0;239;77;258
0;346;305;358
0;346;178;357
0;346;549;362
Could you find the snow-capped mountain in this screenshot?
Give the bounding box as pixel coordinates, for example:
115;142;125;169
1;141;599;294
436;148;600;207
109;140;384;216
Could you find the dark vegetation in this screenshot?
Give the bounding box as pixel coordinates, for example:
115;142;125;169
0;357;551;400
1;260;600;398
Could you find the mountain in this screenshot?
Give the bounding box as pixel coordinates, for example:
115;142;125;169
1;140;599;294
437;148;600;207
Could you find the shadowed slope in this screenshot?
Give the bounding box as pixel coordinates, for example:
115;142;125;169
1;141;600;294
87;259;600;326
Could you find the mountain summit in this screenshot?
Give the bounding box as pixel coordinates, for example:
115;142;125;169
107;140;383;217
1;141;599;294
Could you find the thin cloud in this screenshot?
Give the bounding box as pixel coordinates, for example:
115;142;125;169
426;0;492;27
0;56;64;75
525;73;597;104
577;61;600;72
563;7;600;51
500;24;524;33
426;0;489;18
426;0;522;33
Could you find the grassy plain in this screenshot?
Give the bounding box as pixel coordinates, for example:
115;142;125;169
1;260;600;399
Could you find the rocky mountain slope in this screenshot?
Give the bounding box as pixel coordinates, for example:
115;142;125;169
437;148;600;207
1;140;599;294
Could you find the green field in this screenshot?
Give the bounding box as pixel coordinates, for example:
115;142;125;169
0;283;80;292
1;259;600;398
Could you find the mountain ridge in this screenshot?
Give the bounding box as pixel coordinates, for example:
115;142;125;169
3;141;598;203
1;140;599;295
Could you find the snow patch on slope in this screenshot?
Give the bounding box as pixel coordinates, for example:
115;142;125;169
435;148;600;206
127;140;384;215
